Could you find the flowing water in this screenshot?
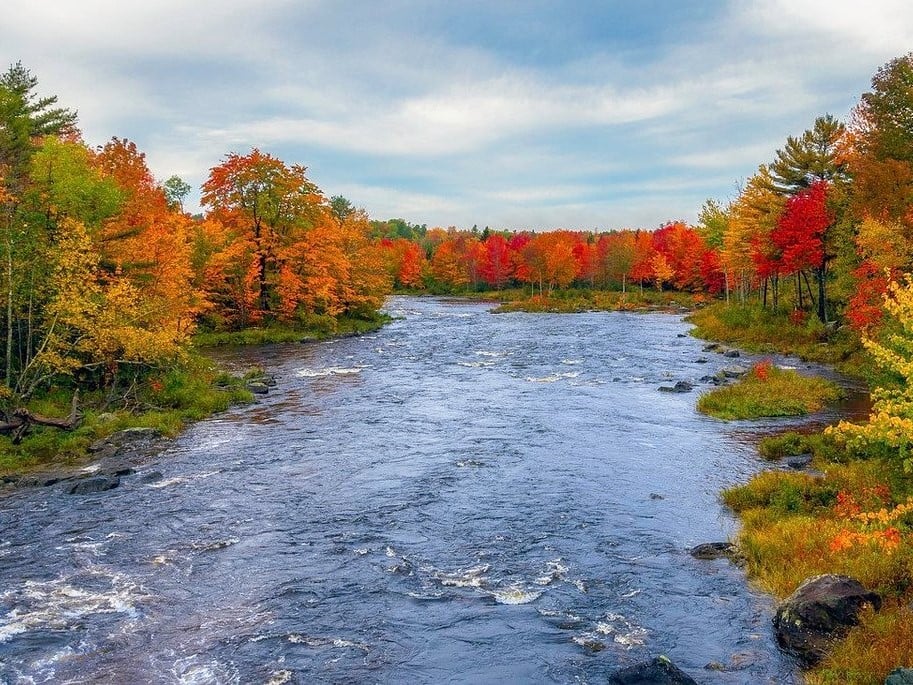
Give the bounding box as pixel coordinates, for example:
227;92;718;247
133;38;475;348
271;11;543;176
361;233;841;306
0;297;862;684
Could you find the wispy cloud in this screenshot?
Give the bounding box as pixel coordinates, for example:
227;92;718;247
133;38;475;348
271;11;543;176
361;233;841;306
2;0;908;228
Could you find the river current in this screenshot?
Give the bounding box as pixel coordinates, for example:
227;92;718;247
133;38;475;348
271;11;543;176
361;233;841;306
2;296;850;684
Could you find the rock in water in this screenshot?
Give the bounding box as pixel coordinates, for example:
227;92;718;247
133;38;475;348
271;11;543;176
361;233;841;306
723;349;741;358
609;656;698;684
689;542;741;562
719;365;749;378
246;381;270;395
67;475;120;495
659;381;694;393
773;574;881;664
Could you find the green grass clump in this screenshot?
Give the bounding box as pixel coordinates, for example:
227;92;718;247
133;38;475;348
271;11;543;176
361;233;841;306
686;303;866;375
697;364;843;420
757;429;843;461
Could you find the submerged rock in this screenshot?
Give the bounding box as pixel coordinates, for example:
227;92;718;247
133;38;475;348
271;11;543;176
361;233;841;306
246;381;270;395
138;470;163;484
67;475;120;495
689;541;742;563
659;381;694;393
773;574;881;664
609;656;698;684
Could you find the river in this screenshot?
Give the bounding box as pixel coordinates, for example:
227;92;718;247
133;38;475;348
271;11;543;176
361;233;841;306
1;296;851;684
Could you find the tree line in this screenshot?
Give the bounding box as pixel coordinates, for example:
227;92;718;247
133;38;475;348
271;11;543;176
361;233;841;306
380;53;913;335
0;63;392;400
3;52;912;402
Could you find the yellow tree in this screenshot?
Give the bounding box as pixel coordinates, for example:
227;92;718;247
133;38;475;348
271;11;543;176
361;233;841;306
832;275;913;471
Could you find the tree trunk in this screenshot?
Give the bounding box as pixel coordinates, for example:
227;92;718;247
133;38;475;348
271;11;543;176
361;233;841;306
816;267;827;324
5;234;13;389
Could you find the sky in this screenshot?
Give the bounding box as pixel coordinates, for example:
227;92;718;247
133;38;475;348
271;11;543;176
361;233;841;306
2;1;912;230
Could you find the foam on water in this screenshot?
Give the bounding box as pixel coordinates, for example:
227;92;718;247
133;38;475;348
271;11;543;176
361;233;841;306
435;564;490;588
296;366;365;378
488;584;542;605
0;570;148;643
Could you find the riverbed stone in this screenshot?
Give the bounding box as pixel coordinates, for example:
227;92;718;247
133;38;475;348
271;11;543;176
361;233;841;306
773;574;881;664
609;656;698;684
689;541;742;563
138;470;163;484
659;381;694;393
886;667;913;685
723;349;741;358
719;365;749;378
702;343;722;352
67;475;120;495
17;473;68;488
246;381;269;394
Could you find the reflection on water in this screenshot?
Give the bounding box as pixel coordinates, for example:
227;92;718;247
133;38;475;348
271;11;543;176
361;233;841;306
0;296;856;683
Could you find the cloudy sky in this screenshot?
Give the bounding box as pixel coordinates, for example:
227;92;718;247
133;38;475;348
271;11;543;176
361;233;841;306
3;1;912;230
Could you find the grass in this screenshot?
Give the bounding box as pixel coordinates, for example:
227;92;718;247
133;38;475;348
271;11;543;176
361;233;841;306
192;312;390;346
687;303;867;375
0;354;253;477
697;363;844;420
722;451;913;683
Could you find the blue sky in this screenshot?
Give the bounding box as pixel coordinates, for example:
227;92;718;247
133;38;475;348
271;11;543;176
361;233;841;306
3;1;912;230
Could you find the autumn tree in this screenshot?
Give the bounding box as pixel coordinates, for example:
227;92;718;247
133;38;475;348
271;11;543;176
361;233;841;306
480;233;514;289
770;180;835;322
201;149;324;323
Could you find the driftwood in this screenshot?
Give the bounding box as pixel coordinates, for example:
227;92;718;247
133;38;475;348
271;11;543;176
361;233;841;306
0;391;80;444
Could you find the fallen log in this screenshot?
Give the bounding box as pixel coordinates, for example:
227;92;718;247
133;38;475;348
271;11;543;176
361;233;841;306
0;391;81;444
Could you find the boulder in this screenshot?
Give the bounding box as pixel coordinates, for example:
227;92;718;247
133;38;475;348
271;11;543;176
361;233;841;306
886;668;913;685
702;343;722;352
723;349;741;358
609;656;698;684
659;381;694;393
246;381;270;395
689;541;742;563
720;365;749;378
773;574;881;664
67;475;120;495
